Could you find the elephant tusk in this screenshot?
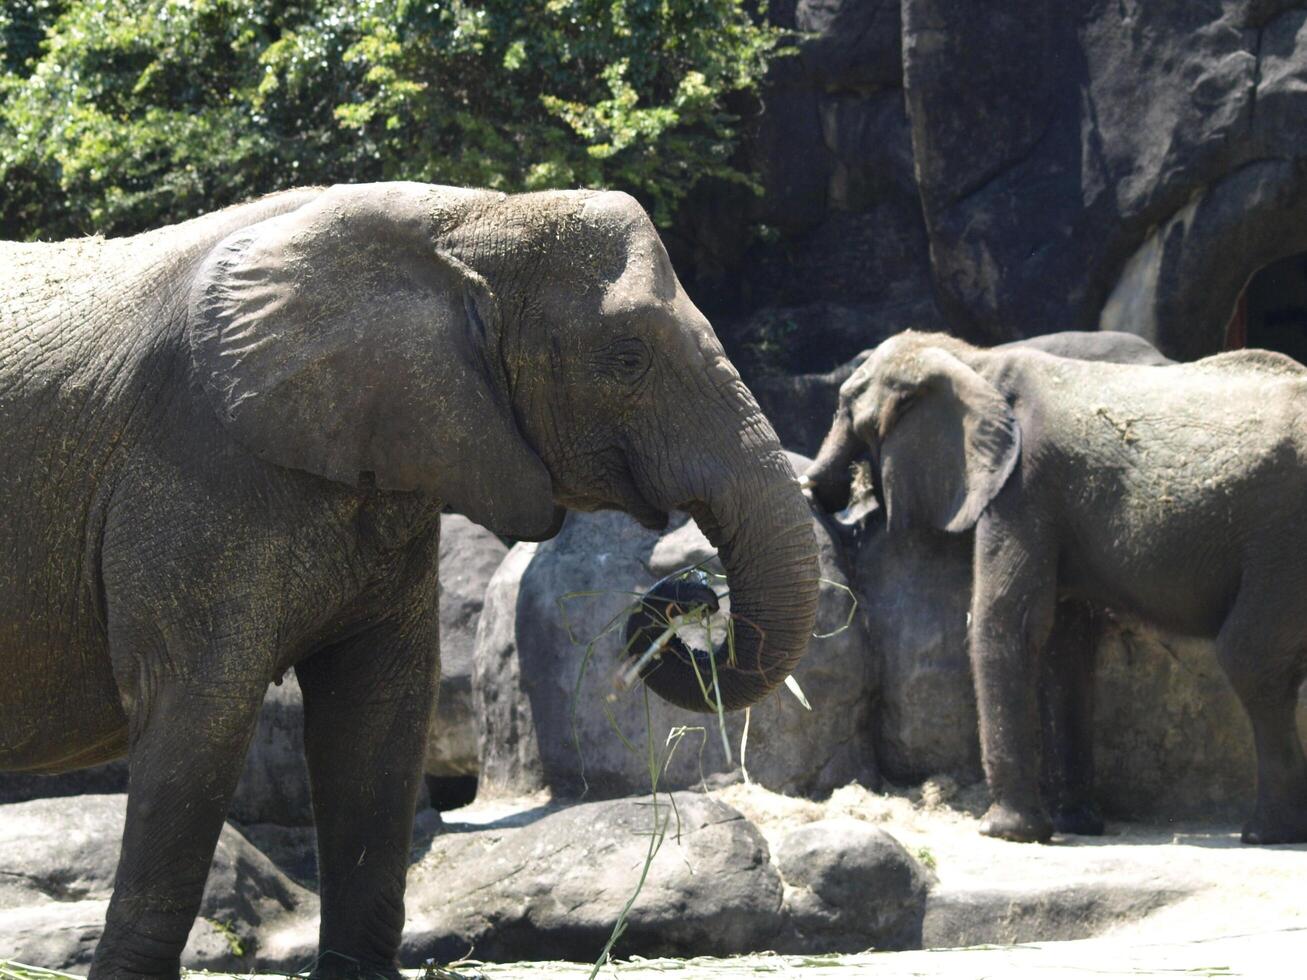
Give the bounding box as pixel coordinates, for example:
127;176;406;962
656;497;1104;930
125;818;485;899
784;674;812;710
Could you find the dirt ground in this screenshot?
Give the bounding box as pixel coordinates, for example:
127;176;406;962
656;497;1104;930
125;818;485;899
716;780;1307;945
413;928;1305;977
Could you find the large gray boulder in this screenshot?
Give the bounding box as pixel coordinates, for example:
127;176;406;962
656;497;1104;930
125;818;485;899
402;792;782;962
775;817;932;952
230;674;313;826
475;453;877;800
853;521;980;785
0;794;316;972
1094;615;1307;821
0;761;128;805
426;514;508;779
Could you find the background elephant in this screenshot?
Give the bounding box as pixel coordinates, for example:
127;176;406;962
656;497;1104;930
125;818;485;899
807;330;1307;845
0;183;819;978
805;330;1174;830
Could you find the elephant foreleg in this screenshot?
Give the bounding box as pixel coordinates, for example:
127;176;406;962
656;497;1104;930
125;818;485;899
91;676;265;980
970;516;1057;843
296;621;438;980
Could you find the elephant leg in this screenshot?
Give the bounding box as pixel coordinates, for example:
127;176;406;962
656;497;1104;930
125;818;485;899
970;518;1057;843
1039;599;1104;836
91;678;265;979
1214;604;1307;844
296;625;438;979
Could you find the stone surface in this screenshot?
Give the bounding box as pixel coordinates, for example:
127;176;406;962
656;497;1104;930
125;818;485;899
402;792;783;962
0;762;128;805
0;899;110;973
899;0;1307;352
474;453;877;801
851;521;980;785
775;818;932;952
427;513;509;779
230;673;314;827
264;932;1307;980
922;881;1186;949
0;793;316;971
1094;615;1307;821
744;306;893;456
795;0;902;93
675;0;1307;415
677;0;943;403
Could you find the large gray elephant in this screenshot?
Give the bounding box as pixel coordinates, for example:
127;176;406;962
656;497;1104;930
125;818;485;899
805;329;1307;845
0;183;819;978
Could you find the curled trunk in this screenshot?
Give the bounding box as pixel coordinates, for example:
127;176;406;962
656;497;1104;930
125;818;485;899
625;454;820;712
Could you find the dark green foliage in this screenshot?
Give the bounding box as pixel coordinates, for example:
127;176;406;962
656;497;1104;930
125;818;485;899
0;0;778;239
0;1;66;72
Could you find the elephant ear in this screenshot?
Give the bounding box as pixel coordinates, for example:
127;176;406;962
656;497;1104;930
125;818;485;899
878;347;1020;533
188;183;560;540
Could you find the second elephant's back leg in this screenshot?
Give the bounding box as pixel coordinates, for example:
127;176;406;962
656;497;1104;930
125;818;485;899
1213;571;1307;845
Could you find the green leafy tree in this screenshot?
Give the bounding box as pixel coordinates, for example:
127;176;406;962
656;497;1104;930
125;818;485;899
0;0;779;239
0;1;67;72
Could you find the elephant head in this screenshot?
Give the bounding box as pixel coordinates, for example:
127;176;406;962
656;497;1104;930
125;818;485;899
805;331;1020;533
189;181;819;713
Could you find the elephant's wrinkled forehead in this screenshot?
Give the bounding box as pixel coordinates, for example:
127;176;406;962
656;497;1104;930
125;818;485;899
571;192;677;311
846;330;965;395
460;187;677;307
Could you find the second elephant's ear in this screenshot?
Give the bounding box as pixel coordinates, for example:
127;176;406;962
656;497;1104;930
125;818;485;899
878;347;1020;533
188;183;560;540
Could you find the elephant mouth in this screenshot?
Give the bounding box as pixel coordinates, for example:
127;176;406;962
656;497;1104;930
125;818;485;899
555;490;669;532
553;449;670;531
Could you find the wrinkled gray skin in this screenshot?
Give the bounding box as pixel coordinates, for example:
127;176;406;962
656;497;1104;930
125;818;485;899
0;183;819;978
807;330;1307;845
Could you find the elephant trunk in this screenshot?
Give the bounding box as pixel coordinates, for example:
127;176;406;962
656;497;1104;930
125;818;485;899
626;451;820;712
803;411;860;513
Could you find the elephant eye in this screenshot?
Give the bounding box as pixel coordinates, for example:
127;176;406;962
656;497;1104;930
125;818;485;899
594;338;651;384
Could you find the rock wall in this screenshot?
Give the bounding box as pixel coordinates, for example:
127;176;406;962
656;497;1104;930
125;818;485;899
689;0;1307;431
903;0;1307;359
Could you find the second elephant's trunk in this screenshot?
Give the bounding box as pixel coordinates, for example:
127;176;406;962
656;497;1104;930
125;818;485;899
804;411;861;513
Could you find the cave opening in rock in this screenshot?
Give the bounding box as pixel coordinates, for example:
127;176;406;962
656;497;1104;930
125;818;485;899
426;773;478;811
1226;253;1307;365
